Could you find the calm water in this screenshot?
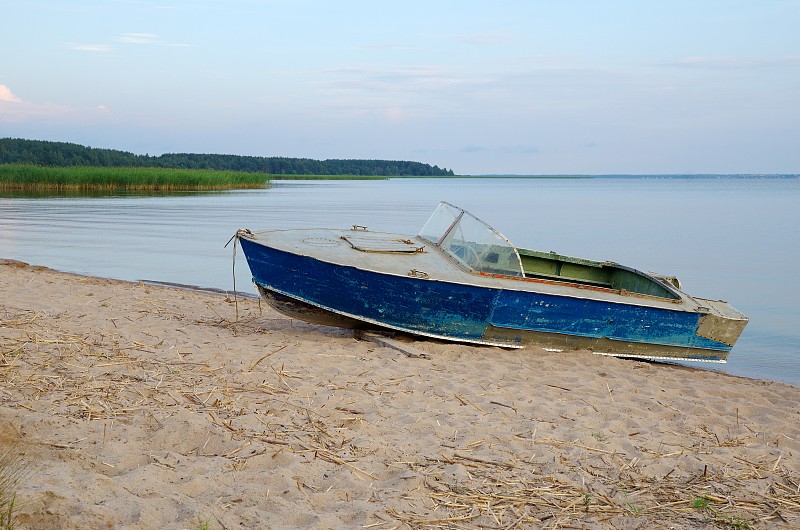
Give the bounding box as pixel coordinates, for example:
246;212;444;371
1;177;798;386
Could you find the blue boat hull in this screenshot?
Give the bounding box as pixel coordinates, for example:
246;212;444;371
238;237;732;361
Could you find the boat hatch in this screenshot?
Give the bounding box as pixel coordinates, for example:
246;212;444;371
341;233;426;254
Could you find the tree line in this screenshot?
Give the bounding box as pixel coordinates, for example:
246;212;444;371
0;138;455;176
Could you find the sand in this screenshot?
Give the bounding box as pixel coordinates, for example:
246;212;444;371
1;258;798;529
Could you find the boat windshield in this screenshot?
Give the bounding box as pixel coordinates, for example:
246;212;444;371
418;202;524;277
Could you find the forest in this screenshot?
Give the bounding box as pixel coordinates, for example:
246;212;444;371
0;138;455;176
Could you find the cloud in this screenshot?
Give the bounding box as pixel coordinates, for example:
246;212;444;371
63;34;188;54
63;33;188;53
439;32;514;45
658;55;800;69
64;43;114;53
118;33;159;44
320;65;471;94
355;43;421;51
0;88;109;122
460;144;489;153
460;144;539;155
0;100;73;122
117;33;189;47
503;144;539;154
0;84;22;103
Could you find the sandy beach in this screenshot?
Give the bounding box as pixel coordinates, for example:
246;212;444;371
1;258;798;529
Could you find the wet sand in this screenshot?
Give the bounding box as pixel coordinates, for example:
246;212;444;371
1;259;798;529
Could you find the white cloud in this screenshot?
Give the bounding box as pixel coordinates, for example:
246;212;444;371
117;33;189;47
460;144;539;155
439;32;514;45
118;33;159;44
355;43;421;51
0;89;109;121
64;43;114;53
320;65;469;93
0;100;73;122
659;56;800;69
0;84;22;103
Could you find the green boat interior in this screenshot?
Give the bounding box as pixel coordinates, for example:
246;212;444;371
518;248;680;299
419;201;681;301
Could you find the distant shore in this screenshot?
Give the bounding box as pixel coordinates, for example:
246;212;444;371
2;163;798;192
1;259;798;529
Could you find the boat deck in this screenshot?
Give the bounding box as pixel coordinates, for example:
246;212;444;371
243;228;698;311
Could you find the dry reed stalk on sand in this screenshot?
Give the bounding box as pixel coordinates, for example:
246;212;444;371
2;304;368;462
383;442;799;529
2;282;799;529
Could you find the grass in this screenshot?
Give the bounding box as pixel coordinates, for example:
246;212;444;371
693;495;712;510
0;433;30;530
692;495;755;529
623;492;644;516
591;432;609;442
0;164;269;191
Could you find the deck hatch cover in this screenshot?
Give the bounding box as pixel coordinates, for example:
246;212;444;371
341;233;425;254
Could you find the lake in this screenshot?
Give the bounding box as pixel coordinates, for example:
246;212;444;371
1;176;798;386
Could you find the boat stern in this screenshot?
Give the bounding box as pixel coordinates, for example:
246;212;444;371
694;298;749;348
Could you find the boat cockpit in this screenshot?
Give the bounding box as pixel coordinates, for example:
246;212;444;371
418;202;680;300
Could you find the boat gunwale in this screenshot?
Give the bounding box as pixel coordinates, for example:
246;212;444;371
420;234;690;306
475;269;685;304
237;229;701;312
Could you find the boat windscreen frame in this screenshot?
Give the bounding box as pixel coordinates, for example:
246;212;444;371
418;202;525;277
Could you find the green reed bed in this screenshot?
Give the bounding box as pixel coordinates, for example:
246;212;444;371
0;165;269;190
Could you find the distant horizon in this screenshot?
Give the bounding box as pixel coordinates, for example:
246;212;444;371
2;137;797;178
468;173;800;178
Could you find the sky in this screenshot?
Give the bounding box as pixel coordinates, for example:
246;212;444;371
2;0;799;175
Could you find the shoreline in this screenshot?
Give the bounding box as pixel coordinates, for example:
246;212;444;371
1;259;798;528
0;258;776;386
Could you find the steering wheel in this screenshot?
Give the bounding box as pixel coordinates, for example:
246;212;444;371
463;245;481;269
